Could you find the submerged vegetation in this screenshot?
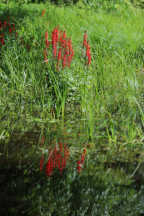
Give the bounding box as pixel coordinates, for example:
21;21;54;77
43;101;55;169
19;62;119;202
0;0;144;215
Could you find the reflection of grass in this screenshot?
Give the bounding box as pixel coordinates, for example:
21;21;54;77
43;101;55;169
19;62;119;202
0;1;144;215
1;157;144;216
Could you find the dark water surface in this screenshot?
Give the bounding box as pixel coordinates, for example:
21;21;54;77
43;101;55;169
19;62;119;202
0;127;144;216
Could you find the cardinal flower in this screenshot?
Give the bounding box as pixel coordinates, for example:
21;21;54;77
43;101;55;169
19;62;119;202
0;37;5;45
62;54;67;69
83;31;88;48
86;41;91;65
77;160;82;173
41;9;46;17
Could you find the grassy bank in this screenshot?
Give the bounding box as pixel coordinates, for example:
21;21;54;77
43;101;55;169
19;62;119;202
1;1;144;155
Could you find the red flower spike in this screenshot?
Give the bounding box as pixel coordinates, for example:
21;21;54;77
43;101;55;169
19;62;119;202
57;159;61;170
64;47;69;56
9;28;12;34
55;28;59;43
46;158;53;176
80;155;85;164
45;159;50;176
86;42;91;65
53;45;57;58
44;141;70;176
86;42;90;55
67;55;72;67
0;38;5;45
45;31;48;41
80;148;87;163
45;40;50;48
55;152;62;168
63;31;66;39
53;159;56;169
83;31;88;47
77;160;82;173
59;157;65;174
62;54;67;69
67;38;72;54
61;39;66;49
52;27;59;43
58;142;63;152
51;27;59;58
59;31;63;44
41;9;46;16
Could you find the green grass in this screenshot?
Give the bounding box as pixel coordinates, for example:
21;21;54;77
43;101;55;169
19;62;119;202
1;1;144;152
0;1;144;215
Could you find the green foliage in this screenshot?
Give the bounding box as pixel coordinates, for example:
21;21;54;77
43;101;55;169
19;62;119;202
81;0;144;9
50;0;79;5
130;0;144;8
2;0;79;5
2;0;49;4
1;1;144;215
82;0;131;10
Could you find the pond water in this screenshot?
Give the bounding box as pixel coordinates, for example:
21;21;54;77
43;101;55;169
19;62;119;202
0;123;144;216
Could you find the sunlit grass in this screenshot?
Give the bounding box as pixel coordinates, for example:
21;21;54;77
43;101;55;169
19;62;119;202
0;1;144;162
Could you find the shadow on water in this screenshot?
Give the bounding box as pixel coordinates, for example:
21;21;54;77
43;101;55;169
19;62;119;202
0;129;144;216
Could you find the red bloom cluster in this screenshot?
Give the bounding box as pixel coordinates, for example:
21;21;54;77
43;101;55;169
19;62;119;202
39;137;88;176
41;9;46;17
0;19;17;48
77;148;87;173
83;31;87;48
40;141;70;176
52;27;59;58
83;31;91;66
43;27;74;70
